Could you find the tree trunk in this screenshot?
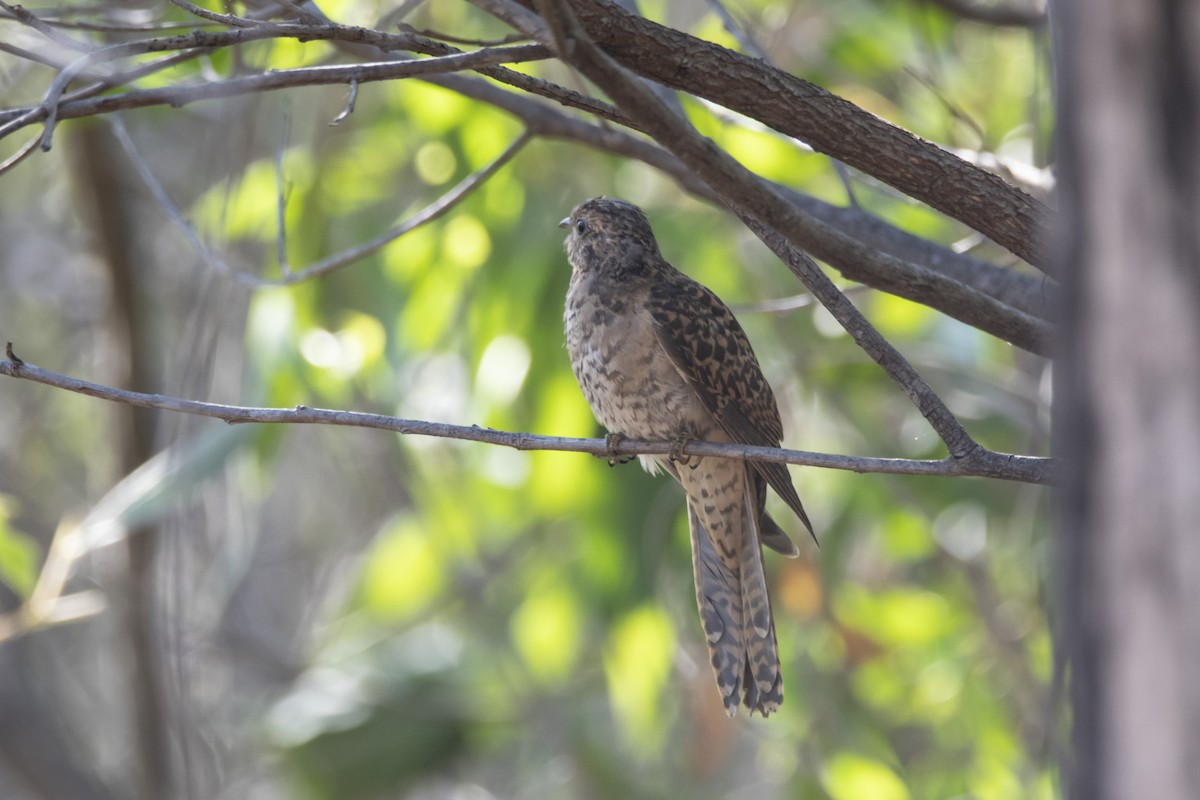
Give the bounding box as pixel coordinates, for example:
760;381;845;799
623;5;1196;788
1056;1;1200;798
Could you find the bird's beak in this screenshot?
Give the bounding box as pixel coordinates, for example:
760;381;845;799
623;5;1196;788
558;217;570;229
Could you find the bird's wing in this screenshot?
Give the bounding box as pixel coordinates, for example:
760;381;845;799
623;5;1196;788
649;277;815;542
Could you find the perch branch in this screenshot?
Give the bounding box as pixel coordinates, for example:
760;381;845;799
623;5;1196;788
0;348;1054;484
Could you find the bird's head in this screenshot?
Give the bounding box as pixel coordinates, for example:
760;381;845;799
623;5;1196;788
560;197;663;278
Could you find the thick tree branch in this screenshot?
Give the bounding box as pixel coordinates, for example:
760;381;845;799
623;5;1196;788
0;350;1055;484
504;0;1053;271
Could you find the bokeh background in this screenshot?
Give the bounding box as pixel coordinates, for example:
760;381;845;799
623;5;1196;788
0;1;1055;797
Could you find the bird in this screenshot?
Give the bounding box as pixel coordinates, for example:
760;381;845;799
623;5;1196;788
560;197;815;717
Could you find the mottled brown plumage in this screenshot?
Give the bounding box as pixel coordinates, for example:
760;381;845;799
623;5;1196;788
560;197;815;717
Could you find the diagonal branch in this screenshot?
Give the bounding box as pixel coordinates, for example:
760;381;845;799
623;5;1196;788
0;349;1055;484
269;129;533;283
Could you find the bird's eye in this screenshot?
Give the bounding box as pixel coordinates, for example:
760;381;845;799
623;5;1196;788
575;218;588;234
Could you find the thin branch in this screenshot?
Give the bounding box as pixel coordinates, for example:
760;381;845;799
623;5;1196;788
0;13;625;136
393;27;632;127
0;0;95;51
396;22;530;47
275;115;292;274
0;350;1056;484
0;21;548;128
272;129;533;284
329;77;358;125
0;43;552;143
167;0;259;28
921;0;1046;28
0;41;214;120
746;218;983;457
0;133;41;178
702;0;769;61
107;117;256;285
732;285;873;315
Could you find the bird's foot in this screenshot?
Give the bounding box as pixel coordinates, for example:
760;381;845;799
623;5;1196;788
669;435;697;469
604;433;633;467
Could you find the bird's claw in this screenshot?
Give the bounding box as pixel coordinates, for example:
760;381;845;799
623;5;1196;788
604;433;633;467
669;436;696;468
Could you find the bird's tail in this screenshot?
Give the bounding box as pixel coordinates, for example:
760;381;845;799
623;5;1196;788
686;471;783;717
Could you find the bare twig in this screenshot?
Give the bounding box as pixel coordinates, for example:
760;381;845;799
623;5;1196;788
922;0;1046;28
0;0;95;52
732;285;873;315
747;218;983;457
0;350;1055;484
107;117;254;284
330;78;358;125
272;129;533;284
0;26;552;139
275;116;293;274
397;22;529;47
0;13;621;134
392;25;632;127
0;133;41;178
167;0;259;28
0;43;213;127
702;0;769;61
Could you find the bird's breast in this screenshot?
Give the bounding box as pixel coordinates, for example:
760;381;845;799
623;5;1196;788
565;273;714;442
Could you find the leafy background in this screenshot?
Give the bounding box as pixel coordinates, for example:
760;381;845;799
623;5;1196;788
0;0;1054;797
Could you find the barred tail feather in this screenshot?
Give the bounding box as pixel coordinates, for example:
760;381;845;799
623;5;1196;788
739;478;783;716
687;503;746;716
685;469;784;717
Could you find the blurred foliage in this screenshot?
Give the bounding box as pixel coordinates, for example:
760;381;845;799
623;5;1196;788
0;497;37;599
0;0;1055;798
